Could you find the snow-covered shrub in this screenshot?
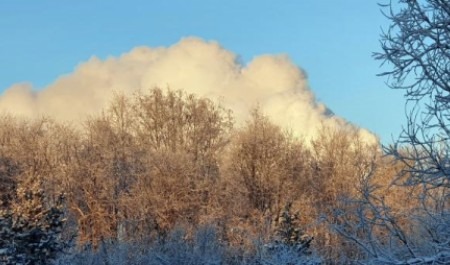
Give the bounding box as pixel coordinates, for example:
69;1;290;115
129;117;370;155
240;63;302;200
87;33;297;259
53;241;142;265
53;225;324;265
140;226;224;265
54;226;226;265
249;242;321;265
0;177;67;265
243;202;320;265
275;202;313;255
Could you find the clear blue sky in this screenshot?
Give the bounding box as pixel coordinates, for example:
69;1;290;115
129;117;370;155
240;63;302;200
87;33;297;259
0;0;405;142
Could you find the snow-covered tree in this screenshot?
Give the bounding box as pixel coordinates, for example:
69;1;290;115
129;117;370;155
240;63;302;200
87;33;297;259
332;1;450;264
0;175;67;265
274;202;313;255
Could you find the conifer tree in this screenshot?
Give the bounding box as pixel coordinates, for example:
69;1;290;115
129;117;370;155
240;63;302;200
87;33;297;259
0;176;67;265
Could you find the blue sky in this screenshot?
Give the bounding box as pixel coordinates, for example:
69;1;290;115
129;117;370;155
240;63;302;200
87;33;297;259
0;1;405;142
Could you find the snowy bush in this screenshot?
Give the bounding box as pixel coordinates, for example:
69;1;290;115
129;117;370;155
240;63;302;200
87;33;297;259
0;177;67;265
53;241;141;265
53;225;323;265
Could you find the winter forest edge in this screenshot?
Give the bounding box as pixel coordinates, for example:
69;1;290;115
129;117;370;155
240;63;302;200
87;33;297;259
1;1;450;264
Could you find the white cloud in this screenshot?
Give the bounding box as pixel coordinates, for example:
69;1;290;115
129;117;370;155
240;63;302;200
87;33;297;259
0;37;376;142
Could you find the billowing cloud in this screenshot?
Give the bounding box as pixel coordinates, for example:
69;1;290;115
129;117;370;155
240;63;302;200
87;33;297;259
0;37;376;142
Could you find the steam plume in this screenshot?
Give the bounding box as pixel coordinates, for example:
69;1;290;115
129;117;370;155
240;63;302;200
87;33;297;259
0;37;376;142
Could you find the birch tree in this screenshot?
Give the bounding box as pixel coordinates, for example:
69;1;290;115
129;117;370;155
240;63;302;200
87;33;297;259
334;1;450;264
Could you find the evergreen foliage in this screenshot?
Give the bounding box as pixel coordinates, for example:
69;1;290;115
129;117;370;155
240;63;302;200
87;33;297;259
275;202;313;255
0;177;67;265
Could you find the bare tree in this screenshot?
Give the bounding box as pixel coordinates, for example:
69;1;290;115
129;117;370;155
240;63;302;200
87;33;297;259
376;0;450;228
375;0;450;194
333;1;450;264
228;108;286;214
308;125;380;263
122;88;233;239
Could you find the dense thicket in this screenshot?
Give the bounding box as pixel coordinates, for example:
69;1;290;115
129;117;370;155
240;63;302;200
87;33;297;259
0;87;419;264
